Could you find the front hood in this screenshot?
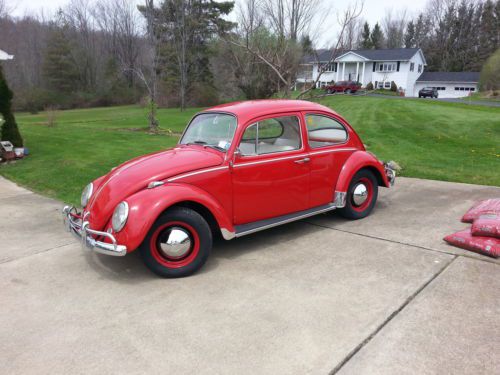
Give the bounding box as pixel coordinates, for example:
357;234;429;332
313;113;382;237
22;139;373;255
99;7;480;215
86;146;223;229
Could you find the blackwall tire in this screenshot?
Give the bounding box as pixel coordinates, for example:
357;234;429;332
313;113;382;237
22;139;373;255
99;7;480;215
139;207;212;278
337;169;378;220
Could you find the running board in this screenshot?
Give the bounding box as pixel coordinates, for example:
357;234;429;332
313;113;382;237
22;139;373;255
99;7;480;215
234;203;336;238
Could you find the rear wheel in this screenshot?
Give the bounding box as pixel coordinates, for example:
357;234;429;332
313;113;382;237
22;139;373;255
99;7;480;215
327;89;334;94
345;89;351;94
140;207;212;278
338;169;378;220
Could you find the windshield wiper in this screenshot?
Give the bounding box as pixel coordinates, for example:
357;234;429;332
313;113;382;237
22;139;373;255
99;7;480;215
203;144;226;152
186;140;207;145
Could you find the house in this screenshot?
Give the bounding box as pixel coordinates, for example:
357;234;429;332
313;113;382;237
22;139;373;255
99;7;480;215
415;72;479;98
0;49;14;61
299;48;479;98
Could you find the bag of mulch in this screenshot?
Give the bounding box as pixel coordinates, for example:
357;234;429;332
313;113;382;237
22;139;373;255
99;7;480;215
471;214;500;238
444;229;499;258
461;199;500;223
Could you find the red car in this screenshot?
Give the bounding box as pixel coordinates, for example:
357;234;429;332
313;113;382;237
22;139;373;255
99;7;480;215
325;81;361;94
63;100;395;277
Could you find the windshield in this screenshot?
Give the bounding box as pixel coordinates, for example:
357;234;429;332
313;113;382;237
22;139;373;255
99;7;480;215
180;113;237;152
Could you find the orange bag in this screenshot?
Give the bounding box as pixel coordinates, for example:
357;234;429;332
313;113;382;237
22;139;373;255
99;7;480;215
471;215;500;238
461;199;500;223
444;229;500;258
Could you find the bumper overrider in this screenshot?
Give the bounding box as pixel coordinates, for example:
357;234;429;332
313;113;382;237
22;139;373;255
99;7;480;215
384;162;396;186
62;206;127;256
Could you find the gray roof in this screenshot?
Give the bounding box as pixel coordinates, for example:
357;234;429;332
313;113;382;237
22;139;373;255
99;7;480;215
417;72;480;83
349;48;420;61
309;48;421;63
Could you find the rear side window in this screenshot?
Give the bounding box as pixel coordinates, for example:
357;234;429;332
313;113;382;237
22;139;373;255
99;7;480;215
306;114;348;148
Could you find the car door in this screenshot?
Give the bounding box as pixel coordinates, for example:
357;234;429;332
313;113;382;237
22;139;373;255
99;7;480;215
231;113;310;225
304;113;355;208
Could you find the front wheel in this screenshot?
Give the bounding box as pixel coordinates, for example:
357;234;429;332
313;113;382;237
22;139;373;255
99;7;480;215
345;89;351;94
140;207;212;277
337;169;378;220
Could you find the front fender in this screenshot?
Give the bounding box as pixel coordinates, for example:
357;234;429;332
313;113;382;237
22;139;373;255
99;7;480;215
335;151;390;193
112;183;234;253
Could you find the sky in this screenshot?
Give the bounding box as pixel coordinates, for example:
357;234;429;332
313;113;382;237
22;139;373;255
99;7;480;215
6;0;429;47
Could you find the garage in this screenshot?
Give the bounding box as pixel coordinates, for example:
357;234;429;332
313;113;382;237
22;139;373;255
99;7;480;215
414;72;480;99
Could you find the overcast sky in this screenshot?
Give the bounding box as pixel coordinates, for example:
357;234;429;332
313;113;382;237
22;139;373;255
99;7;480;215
6;0;429;47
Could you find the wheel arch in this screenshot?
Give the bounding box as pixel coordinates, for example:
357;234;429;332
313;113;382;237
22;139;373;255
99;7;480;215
335;151;390;193
169;201;221;239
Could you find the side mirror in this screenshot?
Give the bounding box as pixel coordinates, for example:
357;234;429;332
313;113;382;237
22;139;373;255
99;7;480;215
233;148;242;159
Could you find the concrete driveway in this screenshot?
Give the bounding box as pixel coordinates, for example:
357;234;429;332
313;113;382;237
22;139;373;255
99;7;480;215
1;176;499;374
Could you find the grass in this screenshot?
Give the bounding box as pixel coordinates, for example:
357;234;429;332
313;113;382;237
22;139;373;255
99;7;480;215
1;97;499;205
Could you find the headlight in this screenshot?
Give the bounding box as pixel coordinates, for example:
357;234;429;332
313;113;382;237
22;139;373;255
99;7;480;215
81;183;93;208
112;201;129;232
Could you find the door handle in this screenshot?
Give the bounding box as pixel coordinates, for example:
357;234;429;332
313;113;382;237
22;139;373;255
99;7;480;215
294;157;310;164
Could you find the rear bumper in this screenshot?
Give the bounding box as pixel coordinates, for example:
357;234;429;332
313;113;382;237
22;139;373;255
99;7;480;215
62;206;127;256
384;163;396;186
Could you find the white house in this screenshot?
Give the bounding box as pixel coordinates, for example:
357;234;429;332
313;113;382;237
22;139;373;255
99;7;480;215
0;49;14;61
299;48;479;98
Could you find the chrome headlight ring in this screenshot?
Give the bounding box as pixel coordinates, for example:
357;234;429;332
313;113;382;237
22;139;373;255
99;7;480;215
81;183;94;208
112;201;129;232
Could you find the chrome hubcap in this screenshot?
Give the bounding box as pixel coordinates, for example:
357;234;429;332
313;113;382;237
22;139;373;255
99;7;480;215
159;227;192;259
352;183;368;206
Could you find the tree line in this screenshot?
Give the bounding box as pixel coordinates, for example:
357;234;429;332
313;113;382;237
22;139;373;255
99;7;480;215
0;0;498;118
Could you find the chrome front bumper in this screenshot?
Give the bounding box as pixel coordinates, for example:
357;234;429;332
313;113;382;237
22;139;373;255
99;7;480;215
384;163;396;186
62;206;127;256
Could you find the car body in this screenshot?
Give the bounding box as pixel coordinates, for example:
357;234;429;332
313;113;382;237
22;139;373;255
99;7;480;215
63;100;395;277
325;81;361;94
418;87;438;98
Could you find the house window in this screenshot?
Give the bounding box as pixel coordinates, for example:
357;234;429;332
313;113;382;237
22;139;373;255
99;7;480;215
384;81;391;88
321;63;335;72
377;82;384;89
418;64;422;73
410;63;415;72
379;63;396;72
470;88;475;91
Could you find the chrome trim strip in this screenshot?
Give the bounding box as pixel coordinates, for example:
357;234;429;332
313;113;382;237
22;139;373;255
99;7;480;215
167;166;229;182
235;204;337;238
234;148;357;168
309;147;357;156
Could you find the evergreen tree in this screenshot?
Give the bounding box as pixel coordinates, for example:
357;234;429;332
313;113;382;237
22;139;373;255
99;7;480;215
0;64;23;147
478;0;498;66
404;21;415;48
42;27;79;93
361;22;372;49
370;23;384;49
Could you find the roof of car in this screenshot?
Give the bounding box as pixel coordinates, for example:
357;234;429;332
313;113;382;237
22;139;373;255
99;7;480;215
204;99;337;123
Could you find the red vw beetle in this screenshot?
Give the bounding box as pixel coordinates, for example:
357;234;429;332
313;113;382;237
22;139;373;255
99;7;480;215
63;100;395;277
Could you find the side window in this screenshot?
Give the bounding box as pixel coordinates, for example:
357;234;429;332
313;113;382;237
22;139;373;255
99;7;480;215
306;114;348;148
239;116;301;156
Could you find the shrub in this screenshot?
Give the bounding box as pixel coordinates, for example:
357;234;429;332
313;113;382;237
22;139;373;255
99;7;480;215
0;64;23;147
366;82;374;90
390;81;398;92
479;48;500;91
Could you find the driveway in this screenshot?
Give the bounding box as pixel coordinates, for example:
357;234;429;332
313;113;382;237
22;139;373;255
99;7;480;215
1;176;499;374
365;93;500;107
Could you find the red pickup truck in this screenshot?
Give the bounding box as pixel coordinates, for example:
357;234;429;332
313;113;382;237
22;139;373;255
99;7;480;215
325;81;361;94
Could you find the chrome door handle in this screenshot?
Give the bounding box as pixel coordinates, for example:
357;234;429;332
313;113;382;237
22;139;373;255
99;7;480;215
294;157;310;164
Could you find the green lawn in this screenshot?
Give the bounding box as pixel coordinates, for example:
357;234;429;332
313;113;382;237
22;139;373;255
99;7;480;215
1;97;499;205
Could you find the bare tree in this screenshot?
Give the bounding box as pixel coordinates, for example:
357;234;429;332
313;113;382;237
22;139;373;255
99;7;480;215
135;0;161;132
297;1;364;99
382;8;408;48
228;0;324;97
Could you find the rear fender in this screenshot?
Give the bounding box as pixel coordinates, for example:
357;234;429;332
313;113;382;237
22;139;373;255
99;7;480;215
335;151;390;194
112;183;234;253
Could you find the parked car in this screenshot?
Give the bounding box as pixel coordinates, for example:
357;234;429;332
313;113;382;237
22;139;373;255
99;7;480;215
63;100;395;277
418;87;438;98
325;81;361;94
